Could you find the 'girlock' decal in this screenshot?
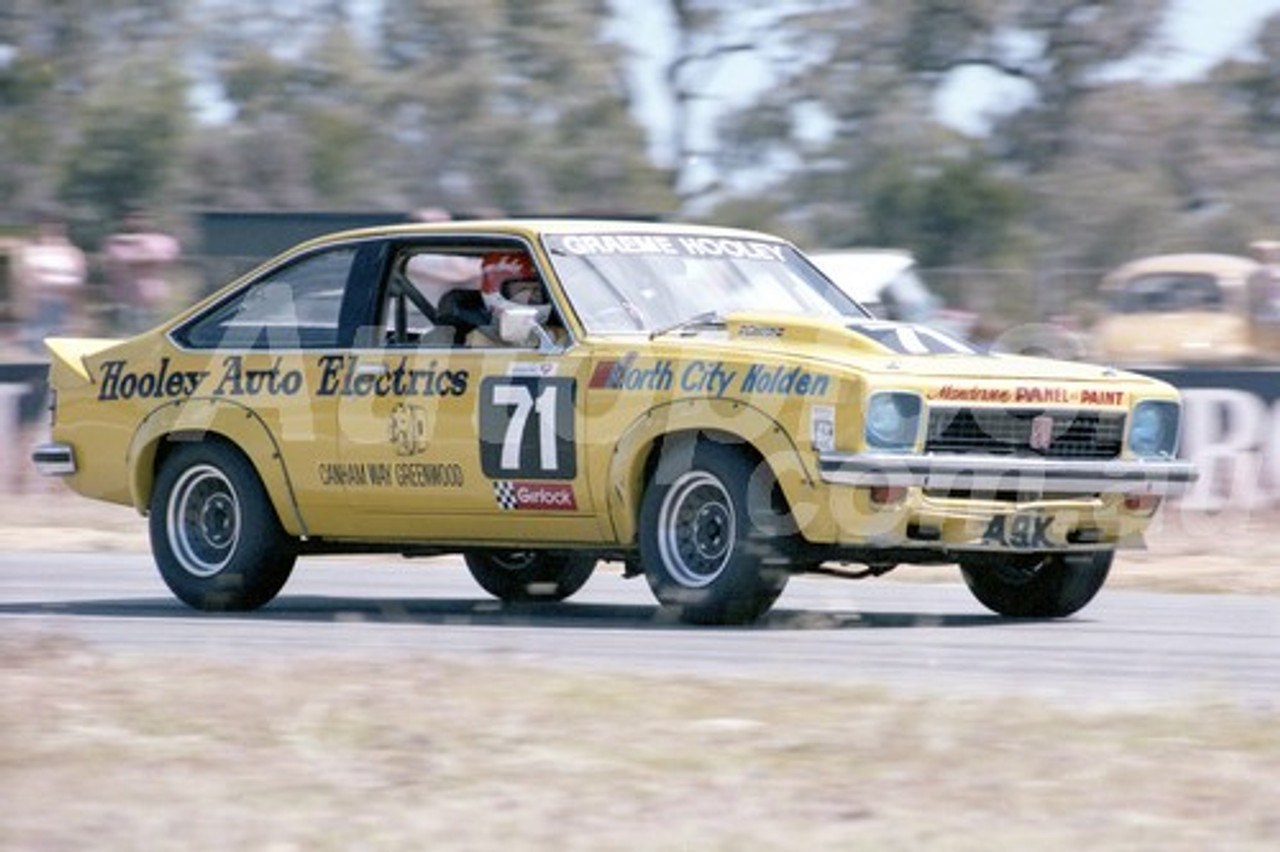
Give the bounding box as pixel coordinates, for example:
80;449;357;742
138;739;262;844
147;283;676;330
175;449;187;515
493;481;578;511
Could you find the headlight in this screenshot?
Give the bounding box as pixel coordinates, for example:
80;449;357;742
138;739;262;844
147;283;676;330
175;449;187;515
1128;400;1180;458
864;392;922;451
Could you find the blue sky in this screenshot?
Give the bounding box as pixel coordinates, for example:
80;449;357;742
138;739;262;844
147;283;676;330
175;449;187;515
938;0;1280;132
1160;0;1279;76
612;0;1280;151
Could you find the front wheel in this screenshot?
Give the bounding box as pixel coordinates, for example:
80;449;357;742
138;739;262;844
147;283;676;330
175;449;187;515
464;551;596;602
959;551;1113;618
639;440;790;625
149;441;296;611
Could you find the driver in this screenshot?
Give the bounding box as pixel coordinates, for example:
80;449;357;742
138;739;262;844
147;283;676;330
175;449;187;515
468;251;557;346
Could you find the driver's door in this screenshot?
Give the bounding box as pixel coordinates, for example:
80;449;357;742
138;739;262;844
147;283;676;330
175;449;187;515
330;243;604;545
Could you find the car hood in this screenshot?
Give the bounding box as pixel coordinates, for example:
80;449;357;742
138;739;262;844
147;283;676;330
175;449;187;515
723;313;1149;386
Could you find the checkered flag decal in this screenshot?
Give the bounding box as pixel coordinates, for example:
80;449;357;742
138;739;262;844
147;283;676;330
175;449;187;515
493;480;518;510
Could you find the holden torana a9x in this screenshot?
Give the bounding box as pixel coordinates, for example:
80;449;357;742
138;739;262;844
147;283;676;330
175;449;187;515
33;220;1197;624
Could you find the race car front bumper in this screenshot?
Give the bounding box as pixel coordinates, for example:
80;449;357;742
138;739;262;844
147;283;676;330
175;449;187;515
817;452;1198;497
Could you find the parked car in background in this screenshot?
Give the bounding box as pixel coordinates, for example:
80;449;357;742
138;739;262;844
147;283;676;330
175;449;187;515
1092;252;1272;365
808;249;976;340
34;220;1194;625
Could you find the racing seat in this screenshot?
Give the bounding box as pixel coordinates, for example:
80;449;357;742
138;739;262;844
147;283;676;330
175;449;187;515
435;288;491;346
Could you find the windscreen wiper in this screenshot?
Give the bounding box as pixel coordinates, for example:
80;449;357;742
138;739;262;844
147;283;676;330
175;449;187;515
649;310;725;340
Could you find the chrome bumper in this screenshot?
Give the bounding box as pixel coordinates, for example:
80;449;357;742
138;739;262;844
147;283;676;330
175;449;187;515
32;442;77;476
818;452;1198;497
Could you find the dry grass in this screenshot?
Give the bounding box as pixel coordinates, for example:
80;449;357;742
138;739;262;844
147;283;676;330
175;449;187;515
2;634;1278;852
1106;503;1280;595
3;490;1278;849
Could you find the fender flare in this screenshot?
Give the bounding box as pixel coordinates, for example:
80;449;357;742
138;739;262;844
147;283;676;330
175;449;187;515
604;396;818;545
126;396;308;537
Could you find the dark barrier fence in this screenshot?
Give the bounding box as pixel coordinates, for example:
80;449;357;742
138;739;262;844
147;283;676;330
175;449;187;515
1138;368;1280;511
0;360;47;424
1139;368;1280;403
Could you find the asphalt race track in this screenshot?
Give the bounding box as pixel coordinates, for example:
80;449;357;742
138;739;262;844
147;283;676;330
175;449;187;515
2;552;1277;709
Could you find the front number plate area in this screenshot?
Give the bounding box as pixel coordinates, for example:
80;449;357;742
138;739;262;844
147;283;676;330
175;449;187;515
979;512;1058;550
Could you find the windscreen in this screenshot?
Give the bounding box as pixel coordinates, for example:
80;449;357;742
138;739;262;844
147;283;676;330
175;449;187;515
1114;273;1225;313
542;232;865;334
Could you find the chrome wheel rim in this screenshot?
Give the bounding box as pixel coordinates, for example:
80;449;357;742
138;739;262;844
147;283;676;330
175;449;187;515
167;464;240;577
657;471;735;588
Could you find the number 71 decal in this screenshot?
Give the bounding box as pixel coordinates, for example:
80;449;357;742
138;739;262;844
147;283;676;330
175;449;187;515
479;377;577;480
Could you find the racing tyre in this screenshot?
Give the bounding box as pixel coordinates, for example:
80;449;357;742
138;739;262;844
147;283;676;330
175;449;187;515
465;551;596;602
959;551;1113;618
149;442;296;611
639;439;790;625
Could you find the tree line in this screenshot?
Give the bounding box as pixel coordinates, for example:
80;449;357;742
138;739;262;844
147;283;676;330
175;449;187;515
2;0;1276;320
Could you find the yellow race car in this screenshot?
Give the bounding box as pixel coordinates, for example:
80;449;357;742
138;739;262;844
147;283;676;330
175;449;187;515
33;220;1196;624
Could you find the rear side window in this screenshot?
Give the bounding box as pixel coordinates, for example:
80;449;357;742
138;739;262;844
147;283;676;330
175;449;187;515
180;248;355;349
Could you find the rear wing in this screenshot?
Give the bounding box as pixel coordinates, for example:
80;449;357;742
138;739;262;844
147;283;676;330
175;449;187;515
44;337;122;384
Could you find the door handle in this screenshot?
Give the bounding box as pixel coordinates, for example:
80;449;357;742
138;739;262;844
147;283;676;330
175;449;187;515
355;362;389;377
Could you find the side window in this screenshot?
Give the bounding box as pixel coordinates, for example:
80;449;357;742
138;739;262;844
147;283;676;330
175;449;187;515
380;251;481;348
180;248;355;349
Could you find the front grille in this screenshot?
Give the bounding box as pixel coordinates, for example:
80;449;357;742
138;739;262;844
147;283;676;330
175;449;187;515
925;408;1125;459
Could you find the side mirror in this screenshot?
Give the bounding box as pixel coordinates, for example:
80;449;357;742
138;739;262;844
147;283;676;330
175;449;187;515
498;305;540;346
498;306;560;352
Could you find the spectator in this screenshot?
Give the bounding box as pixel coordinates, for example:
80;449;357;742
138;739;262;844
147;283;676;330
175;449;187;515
104;209;181;334
1248;241;1280;318
17;214;86;353
411;206;453;223
1247;240;1280;354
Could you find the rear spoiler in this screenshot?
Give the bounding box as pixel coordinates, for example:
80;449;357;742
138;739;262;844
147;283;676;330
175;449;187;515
44;337;122;383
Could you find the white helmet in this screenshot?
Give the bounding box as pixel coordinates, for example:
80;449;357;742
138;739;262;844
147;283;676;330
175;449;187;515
480;251;551;323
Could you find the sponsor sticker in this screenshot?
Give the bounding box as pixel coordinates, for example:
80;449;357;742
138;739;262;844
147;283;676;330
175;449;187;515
388;402;429;456
811;405;836;452
736;324;784;339
588;355;829;399
493;480;578;511
508;362;559;378
316;461;464;489
552;233;786;262
927;384;1127;406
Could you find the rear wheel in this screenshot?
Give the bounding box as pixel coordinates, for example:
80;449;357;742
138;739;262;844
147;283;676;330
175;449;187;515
465;551;596;602
960;551;1113;618
149;442;296;611
639;439;790;625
